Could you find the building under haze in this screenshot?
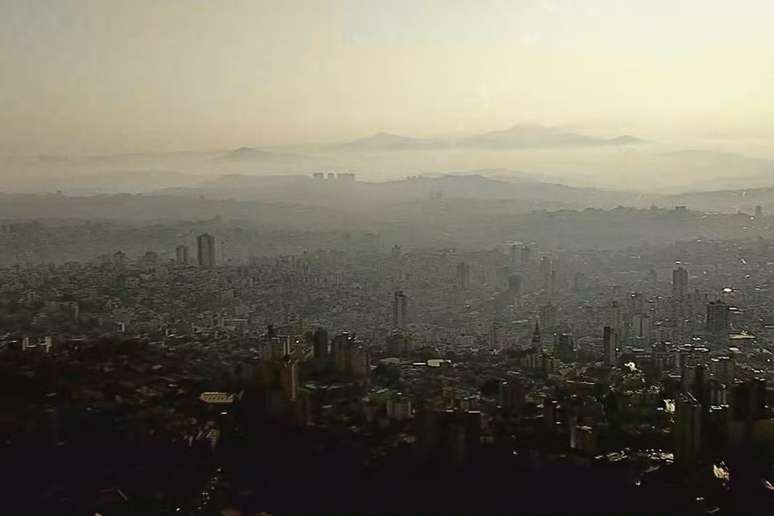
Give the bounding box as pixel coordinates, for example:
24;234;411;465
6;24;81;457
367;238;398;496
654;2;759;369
706;300;730;334
312;327;329;360
175;244;189;265
456;262;470;290
672;266;688;299
675;393;702;464
393;290;408;330
508;274;522;297
197;233;216;268
520;245;531;269
603;326;619;366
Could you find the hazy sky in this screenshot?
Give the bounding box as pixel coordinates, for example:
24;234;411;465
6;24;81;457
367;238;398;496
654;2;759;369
2;0;774;155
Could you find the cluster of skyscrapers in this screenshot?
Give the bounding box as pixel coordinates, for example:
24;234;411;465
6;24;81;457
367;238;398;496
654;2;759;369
175;233;216;268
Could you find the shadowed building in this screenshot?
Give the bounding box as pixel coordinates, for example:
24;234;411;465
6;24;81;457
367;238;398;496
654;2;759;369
706;300;730;334
393;290;408;329
675;393;701;464
175;244;189;264
197;233;216;268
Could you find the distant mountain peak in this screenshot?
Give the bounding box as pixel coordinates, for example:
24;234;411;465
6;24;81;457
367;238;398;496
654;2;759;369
371;131;404;139
345;132;434;149
342;124;644;151
465;124;644;148
217;147;310;162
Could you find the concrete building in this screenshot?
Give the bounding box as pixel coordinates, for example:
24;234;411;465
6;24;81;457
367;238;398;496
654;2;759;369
706;300;730;334
175;244;189;265
393;290;408;329
197;233;216;268
674;393;701;464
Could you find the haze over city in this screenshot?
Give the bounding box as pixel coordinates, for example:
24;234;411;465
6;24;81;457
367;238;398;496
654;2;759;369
3;1;774;193
3;2;774;515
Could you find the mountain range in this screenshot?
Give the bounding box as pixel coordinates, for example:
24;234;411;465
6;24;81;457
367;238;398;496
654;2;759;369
155;172;640;211
155;171;774;215
339;124;645;151
215;147;313;163
3;123;774;196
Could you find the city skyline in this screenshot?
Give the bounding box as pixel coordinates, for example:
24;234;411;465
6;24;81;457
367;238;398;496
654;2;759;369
2;2;774;514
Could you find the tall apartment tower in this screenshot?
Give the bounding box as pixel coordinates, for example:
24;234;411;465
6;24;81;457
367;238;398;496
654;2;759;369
674;393;702;464
609;300;623;333
393;290;408;329
539;303;557;331
509;244;518;269
520;245;531;269
556;333;575;362
539;256;552;292
603;326;619;366
280;359;299;402
456;262;471;290
312;327;329;360
672;266;688;299
175;244;189;265
531;321;542;353
332;332;353;374
197;233;216;268
706;300;730;334
629;291;645;314
508;274;522;296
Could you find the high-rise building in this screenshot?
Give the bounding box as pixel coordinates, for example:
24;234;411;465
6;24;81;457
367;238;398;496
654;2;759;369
755;205;763;218
628;291;645;314
520;245;531;269
312;327;329;360
332;332;353;373
197;233;216;268
456;262;470;290
531;320;542;352
175;244;189;264
280;359;299;401
539;303;557;331
609;300;623;332
556;333;574;362
112;250;126;266
508;274;522;296
603;326;619;366
672;266;688;299
706;300;730;334
631;313;652;341
542;398;558;429
539;256;552;292
415;409;481;463
710;355;735;384
683;364;708;407
509;244;518;270
489;320;499;349
731;378;767;423
350;343;370;380
674;393;701;464
330;332;369;380
499;380;526;412
387;331;412;356
393;290;408;329
573;272;589;292
269;336;291;361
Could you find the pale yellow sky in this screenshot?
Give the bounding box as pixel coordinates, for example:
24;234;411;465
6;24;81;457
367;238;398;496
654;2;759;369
2;0;774;155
